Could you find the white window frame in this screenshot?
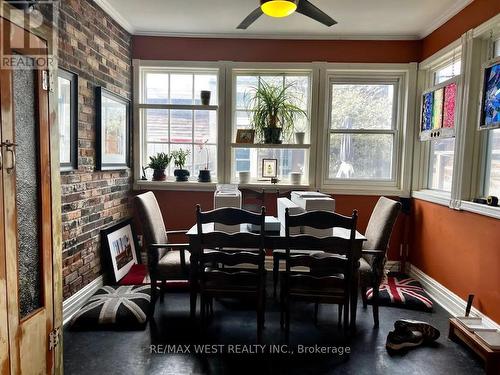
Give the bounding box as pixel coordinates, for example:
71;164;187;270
225;62;320;189
411;41;464;207
132;59;226;191
319;64;415;196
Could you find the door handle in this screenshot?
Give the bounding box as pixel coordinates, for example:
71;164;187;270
1;141;17;174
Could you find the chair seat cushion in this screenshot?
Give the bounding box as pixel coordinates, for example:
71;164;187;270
70;285;151;330
156;250;190;279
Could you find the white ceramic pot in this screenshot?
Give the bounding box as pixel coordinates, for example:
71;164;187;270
290;172;302;185
295;132;305;144
239;171;250;184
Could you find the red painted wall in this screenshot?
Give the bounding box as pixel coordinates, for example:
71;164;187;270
410;200;500;324
421;0;500;60
132;36;421;63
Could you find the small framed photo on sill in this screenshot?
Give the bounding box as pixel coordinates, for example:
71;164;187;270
262;158;278;179
58;68;78;171
96;87;130;170
235;129;255;144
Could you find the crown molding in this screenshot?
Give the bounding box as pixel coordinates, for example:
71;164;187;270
93;0;135;34
418;0;473;39
132;30;420;41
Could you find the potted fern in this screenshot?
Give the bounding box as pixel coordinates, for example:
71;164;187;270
147;152;172;181
248;80;307;144
172;148;190;182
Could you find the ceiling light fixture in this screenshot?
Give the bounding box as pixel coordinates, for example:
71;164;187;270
260;0;298;18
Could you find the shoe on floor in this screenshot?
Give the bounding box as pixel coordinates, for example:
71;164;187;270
394;319;440;342
386;326;424;351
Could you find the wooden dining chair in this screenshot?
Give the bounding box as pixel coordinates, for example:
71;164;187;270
282;209;358;338
196;205;266;340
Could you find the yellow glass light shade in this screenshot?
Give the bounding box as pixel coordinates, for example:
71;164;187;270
261;1;297;18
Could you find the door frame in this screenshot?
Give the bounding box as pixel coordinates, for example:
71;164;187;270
0;2;62;374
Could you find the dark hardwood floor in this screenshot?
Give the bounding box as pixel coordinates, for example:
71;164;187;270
64;283;485;375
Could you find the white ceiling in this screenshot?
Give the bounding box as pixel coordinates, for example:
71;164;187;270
96;0;473;40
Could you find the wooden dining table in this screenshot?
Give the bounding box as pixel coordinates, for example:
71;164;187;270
186;223;367;330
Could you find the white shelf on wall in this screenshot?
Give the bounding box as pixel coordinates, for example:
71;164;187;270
137;103;219;111
230;143;311;149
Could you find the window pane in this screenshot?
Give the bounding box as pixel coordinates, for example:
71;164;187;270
170;74;193;105
329;133;393;179
58;76;71;164
194;110;217;144
194;74;218;105
236;76;258;109
145;73;169;104
330;84;394;130
231;148;308;183
285;76;309;111
170;110;192;143
434;61;461;85
145;109;168;143
485;129;500;197
428;138;455;191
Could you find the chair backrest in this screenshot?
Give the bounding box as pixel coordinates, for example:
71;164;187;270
285;209;358;255
134;192;168;260
196;205;266;251
362;196;402;254
284;209;358;291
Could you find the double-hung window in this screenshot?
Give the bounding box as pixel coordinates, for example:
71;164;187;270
427;59;461;192
137;65;219;181
324;74;402;189
230;70;312;184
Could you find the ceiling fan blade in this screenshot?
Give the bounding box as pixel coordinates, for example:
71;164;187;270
296;0;337;27
237;7;264;29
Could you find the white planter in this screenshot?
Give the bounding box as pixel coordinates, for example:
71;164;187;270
290;172;302;185
239;171;250;184
295;132;305;144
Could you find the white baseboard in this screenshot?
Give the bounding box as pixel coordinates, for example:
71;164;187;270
409;264;500;330
62;275;104;326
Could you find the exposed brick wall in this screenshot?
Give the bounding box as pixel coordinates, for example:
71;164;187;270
58;0;132;299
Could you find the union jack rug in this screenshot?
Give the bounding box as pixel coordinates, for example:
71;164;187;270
367;272;433;312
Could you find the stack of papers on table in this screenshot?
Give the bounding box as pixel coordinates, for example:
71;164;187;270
475;330;500;350
456;316;497;332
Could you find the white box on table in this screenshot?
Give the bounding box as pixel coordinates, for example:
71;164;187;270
277;197;304;235
213;185;241;233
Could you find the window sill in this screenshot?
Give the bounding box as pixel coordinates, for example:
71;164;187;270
459;201;500;220
133;180;218;192
411;189;451;207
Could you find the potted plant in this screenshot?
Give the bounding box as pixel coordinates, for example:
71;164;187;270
171;148;190;182
294;123;307;144
197;140;211;182
147;152;172;181
247;80;307;144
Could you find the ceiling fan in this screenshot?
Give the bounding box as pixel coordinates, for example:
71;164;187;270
237;0;337;30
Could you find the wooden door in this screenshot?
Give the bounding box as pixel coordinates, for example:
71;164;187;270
0;17;55;375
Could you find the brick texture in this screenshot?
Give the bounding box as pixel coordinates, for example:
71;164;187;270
58;0;132;299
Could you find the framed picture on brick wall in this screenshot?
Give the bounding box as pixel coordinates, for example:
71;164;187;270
58;68;78;171
96;87;130;170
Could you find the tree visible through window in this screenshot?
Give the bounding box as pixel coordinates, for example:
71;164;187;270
328;82;397;181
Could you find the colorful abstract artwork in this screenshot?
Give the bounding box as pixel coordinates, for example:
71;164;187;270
421;92;433;131
443;82;457;128
432;88;444;129
481;62;500;128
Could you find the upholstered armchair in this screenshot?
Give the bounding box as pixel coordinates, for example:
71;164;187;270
134;192;190;312
359;196;401;327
